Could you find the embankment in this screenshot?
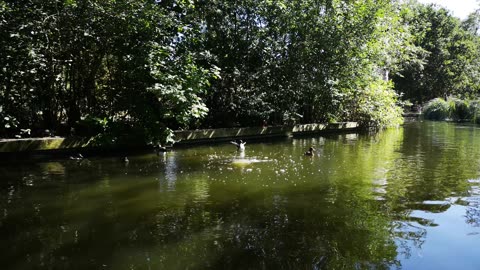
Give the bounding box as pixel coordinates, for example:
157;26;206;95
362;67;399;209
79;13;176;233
0;122;358;158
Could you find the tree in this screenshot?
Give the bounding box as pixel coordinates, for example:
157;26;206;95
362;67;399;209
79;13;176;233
393;2;480;104
196;0;405;128
0;0;216;143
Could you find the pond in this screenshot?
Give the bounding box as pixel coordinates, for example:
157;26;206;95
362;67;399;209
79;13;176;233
1;121;480;269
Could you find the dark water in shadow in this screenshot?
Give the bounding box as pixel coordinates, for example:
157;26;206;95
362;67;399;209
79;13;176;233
1;121;480;269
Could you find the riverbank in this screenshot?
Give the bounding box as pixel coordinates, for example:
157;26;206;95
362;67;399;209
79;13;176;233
0;122;358;159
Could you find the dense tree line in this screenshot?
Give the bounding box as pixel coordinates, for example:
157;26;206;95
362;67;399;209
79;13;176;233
1;0;218;144
1;0;479;143
393;1;480;104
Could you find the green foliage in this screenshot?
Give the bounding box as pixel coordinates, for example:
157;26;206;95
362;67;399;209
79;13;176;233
197;0;409;128
423;97;474;121
0;0;215;143
348;79;404;128
423;98;451;120
449;97;471;121
393;2;480;104
469;100;480;124
75;116;108;137
6;0;480;143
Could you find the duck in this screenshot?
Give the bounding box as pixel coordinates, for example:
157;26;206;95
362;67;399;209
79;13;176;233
231;139;246;151
304;147;315;156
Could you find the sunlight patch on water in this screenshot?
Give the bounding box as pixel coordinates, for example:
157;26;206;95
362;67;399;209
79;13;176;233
231;158;271;166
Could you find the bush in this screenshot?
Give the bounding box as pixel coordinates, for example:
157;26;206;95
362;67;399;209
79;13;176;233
349;79;404;128
423;98;451;120
423;97;480;122
449;98;471;121
74;116;108;137
469;100;480;124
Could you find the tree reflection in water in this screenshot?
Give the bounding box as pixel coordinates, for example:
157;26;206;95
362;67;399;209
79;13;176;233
1;122;480;269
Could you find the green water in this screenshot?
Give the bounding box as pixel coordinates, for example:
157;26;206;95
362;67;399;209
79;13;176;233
1;121;480;269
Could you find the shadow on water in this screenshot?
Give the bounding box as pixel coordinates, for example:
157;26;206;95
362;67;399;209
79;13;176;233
1;121;480;269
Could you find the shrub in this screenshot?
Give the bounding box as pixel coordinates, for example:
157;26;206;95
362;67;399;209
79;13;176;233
349;79;404;128
448;97;471;121
423;98;450;120
469;100;480;124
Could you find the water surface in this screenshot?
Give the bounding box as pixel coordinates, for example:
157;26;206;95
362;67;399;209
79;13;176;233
1;121;480;269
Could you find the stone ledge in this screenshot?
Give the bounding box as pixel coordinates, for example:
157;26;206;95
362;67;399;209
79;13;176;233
173;125;292;144
0;122;359;153
292;122;358;135
0;137;90;153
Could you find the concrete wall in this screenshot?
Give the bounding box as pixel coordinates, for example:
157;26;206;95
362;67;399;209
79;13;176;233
173;125;292;144
0;122;359;153
174;122;358;144
292;122;358;136
0;137;90;153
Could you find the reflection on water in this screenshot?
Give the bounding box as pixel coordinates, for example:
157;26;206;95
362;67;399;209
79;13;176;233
164;153;178;191
1;121;480;269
